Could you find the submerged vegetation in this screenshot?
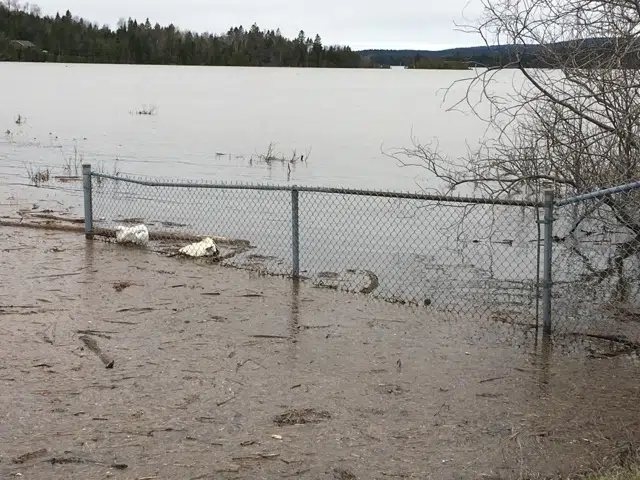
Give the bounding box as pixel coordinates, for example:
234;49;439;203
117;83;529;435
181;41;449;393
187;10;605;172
24;163;49;186
132;105;157;116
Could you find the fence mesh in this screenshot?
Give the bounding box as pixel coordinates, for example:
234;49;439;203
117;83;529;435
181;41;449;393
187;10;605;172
88;170;640;349
552;188;640;346
91;172;543;328
91;175;293;275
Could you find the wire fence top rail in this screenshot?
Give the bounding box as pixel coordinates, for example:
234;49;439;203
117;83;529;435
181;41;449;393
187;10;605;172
555;179;640;207
90;171;541;207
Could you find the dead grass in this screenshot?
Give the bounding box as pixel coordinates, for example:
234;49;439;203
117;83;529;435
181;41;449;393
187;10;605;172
586;467;640;480
273;408;331;426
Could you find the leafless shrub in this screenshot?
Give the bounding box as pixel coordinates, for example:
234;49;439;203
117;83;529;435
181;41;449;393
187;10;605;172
95;158;121;187
133;104;158;116
256;142;311;165
61;141;82;177
25;164;50;187
385;0;640;295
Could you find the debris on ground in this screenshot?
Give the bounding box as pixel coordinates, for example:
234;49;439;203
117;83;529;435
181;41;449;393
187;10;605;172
333;467;357;479
178;237;219;257
12;448;48;464
115;224;149;246
79;335;115;369
274;408;331;426
113;281;131;292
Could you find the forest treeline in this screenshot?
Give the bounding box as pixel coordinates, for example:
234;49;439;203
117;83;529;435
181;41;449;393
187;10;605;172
1;0;581;69
0;1;368;67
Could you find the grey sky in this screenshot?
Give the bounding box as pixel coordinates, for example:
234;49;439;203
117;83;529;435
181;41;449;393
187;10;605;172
29;0;484;50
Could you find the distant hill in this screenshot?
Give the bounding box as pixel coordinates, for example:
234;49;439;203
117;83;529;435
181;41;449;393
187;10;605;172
359;39;629;69
359;45;537;68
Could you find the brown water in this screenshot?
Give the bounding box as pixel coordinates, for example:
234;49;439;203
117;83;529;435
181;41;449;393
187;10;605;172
0;226;638;479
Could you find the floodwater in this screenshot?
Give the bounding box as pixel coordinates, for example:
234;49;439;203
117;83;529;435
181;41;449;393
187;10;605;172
0;64;545;313
1;64;638;343
0;63;495;191
0;226;638;479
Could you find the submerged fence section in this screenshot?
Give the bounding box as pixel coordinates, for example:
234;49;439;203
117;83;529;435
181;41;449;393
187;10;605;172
83;165;640;345
550;181;640;344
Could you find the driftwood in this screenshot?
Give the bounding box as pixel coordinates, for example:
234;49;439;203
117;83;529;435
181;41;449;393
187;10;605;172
79;335;114;369
0;220;250;246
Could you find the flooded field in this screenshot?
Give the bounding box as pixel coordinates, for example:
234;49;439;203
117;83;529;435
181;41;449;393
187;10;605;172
0;222;639;479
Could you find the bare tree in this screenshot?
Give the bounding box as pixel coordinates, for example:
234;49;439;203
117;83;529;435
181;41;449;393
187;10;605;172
386;0;640;305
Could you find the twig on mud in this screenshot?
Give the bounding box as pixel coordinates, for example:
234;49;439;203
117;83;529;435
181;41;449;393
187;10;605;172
283;469;311;478
79;335;115;369
113;281;132;292
116;307;155;313
249;334;290;339
108;430;153;437
333;468;358;480
103;320;139;325
40;323;56;345
434;403;450;417
13;448;48;464
479;376;509;384
476;392;504;398
29;271;83;279
235;358;266;372
232;453;280;461
77;329;116;339
49;457;128;469
196;417;217;423
216;395;237;407
357;427;382;442
0;304;41;309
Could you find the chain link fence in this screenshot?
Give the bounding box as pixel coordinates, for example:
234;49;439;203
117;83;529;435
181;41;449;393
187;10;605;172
552;183;640;347
84;165;640;347
87;168;542;325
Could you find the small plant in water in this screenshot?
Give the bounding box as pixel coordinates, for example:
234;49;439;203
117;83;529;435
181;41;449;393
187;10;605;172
133;105;157;116
61;140;83;177
256;142;312;165
94;157;122;187
25;164;50;187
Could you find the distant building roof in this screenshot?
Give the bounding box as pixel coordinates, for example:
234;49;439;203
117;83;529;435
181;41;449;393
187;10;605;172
11;40;37;48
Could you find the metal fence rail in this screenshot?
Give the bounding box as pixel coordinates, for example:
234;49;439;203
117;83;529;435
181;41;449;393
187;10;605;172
82;164;640;346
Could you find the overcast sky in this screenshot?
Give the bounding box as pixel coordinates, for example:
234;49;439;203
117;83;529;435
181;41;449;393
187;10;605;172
28;0;485;50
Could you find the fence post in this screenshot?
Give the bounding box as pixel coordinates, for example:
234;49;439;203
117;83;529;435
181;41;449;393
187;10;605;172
291;187;300;279
542;189;554;334
82;164;93;239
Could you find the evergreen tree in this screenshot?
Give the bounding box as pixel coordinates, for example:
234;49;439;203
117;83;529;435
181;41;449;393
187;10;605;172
0;1;366;67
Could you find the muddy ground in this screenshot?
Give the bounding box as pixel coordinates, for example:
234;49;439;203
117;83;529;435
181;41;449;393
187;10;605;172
0;225;639;480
